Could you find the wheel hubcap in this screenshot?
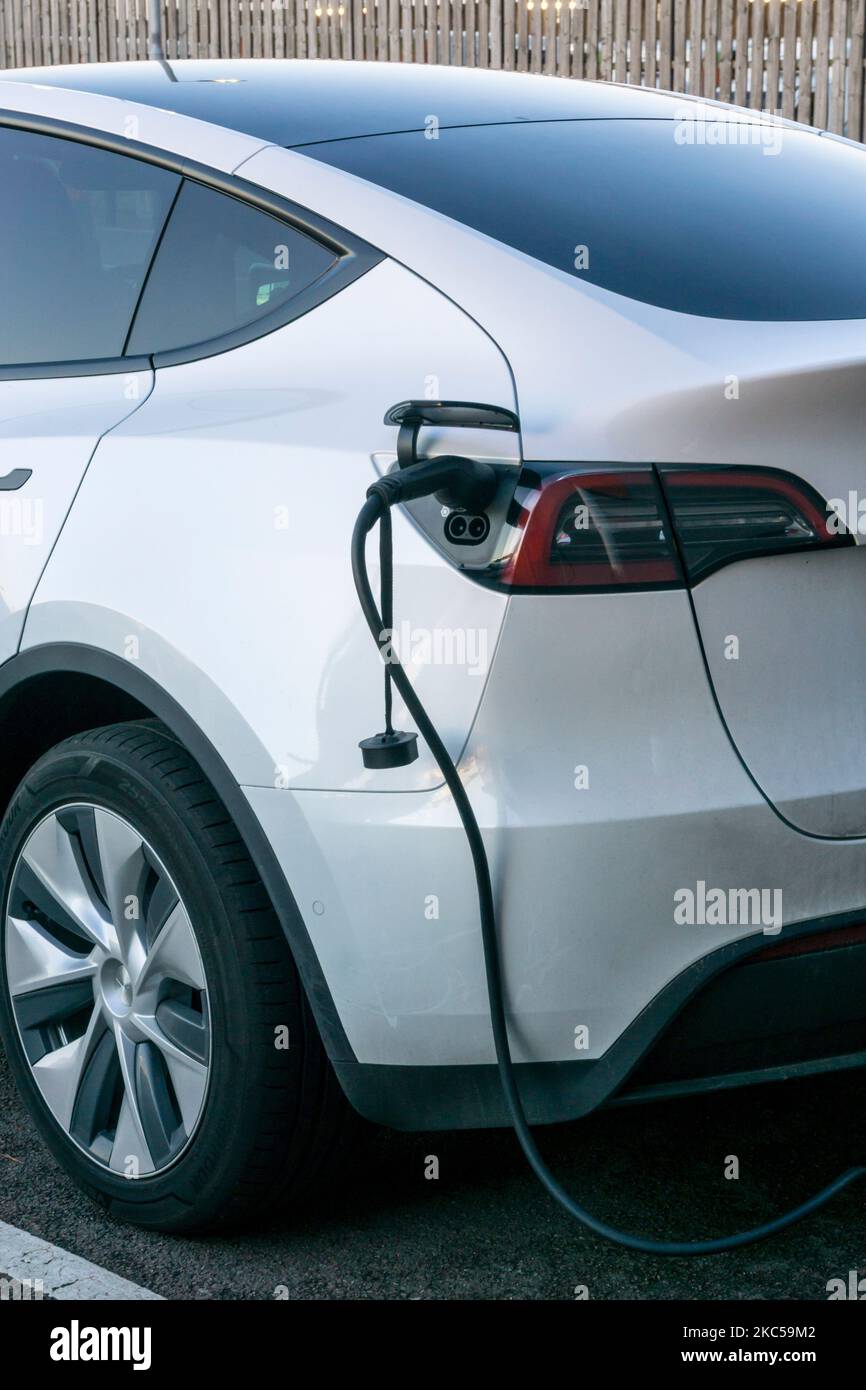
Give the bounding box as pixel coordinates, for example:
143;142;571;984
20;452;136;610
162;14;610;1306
4;804;211;1176
100;959;134;1018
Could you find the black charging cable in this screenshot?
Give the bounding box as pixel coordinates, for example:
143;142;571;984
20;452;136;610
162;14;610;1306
353;469;866;1256
380;503;395;739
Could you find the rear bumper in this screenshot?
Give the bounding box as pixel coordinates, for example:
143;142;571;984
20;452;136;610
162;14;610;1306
243;587;866;1129
623;926;866;1101
334;922;866;1129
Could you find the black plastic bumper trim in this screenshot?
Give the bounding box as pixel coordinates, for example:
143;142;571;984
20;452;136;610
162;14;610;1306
334;909;866;1130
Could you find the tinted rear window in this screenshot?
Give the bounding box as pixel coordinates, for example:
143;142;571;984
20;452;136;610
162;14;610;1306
127;180;337;355
303;120;866;321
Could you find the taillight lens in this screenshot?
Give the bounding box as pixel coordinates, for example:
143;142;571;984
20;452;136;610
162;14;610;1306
658;465;853;584
437;463;851;593
499;468;681;591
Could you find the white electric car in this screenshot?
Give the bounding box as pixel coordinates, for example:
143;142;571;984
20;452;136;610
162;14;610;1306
2;59;866;1232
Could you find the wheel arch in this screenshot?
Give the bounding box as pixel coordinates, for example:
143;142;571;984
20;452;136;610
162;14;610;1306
0;643;355;1067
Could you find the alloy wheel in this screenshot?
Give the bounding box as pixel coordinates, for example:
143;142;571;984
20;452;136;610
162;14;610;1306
3;803;211;1176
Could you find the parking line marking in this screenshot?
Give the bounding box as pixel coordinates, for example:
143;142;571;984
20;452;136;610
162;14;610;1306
0;1221;163;1300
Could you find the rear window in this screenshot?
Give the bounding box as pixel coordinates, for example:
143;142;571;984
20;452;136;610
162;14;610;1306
302;120;866;321
126;180;337;356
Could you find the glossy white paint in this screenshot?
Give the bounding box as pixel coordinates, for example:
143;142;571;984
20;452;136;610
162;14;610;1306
238;141;866;842
24;259;517;792
0;373;152;662
236;140;866;462
0;77;267;173
251;588;866;1064
691;547;866;837
5;72;866;1085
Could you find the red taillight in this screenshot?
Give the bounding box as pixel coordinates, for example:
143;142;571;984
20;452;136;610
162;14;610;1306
441;463;851;593
658;465;852;584
751;920;866;962
499;468;682;592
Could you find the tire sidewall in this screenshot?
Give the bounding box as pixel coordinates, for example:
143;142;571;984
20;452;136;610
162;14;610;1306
0;740;276;1225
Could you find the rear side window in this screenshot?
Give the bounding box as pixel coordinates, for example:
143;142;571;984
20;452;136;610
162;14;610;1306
303;120;866;321
127;180;337;355
0;127;180;365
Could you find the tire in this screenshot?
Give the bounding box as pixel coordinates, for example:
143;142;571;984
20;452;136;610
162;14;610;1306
0;719;355;1232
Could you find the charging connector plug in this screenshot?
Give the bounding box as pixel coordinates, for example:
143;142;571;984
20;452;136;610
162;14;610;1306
369;454;497;512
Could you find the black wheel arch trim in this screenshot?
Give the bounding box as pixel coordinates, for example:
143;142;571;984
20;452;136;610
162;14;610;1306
0;642;355;1066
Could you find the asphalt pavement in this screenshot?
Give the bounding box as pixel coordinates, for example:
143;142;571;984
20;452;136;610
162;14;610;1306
1;1053;864;1300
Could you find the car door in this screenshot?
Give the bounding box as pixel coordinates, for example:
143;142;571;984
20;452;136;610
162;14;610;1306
0;123;179;662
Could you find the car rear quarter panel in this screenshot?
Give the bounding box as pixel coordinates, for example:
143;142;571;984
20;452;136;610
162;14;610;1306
22;257;517;794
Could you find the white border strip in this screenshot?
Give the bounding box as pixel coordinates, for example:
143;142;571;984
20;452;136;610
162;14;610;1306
0;1221;163;1301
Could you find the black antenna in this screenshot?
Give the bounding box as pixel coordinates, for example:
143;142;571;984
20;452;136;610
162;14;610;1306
147;0;166;60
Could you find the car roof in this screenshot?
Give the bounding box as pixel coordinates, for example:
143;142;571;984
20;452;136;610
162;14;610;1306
0;58;699;146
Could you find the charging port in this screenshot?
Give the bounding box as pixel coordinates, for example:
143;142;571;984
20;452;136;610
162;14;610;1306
445;512;490;546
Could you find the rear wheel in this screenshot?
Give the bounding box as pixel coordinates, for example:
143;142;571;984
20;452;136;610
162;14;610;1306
0;720;354;1232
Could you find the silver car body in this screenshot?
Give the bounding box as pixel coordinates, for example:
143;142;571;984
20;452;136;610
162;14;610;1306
1;62;865;1130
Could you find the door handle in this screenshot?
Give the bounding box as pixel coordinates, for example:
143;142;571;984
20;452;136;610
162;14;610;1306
0;469;32;491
